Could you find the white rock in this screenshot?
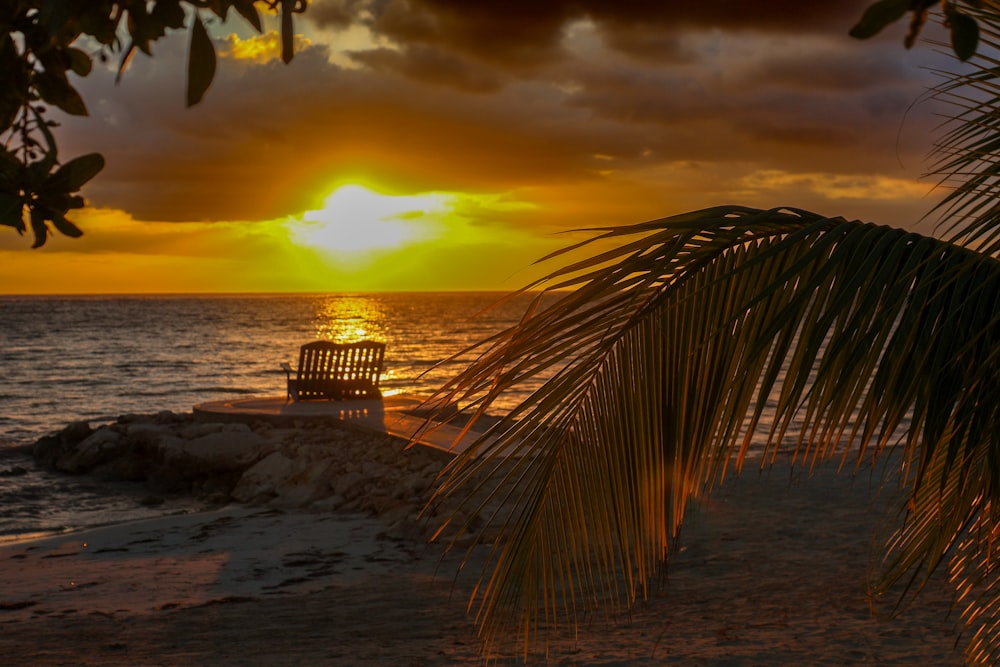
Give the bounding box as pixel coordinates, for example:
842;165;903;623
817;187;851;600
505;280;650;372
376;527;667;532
231;451;297;502
157;430;272;474
232;451;337;506
125;423;173;447
361;461;390;478
221;422;252;433
56;428;125;473
331;471;367;499
293;444;341;463
178;422;226;439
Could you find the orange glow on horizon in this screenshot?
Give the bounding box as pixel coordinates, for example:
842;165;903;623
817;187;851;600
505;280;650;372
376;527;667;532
0;189;565;294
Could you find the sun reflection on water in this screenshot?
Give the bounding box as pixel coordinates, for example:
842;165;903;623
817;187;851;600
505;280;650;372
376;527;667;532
312;295;400;395
313;295;388;343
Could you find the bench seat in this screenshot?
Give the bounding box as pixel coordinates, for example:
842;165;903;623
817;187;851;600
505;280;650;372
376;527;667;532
282;340;385;402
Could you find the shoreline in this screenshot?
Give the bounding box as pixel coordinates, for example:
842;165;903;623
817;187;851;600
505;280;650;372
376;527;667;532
0;445;209;543
1;397;506;552
0;448;968;665
1;396;487;543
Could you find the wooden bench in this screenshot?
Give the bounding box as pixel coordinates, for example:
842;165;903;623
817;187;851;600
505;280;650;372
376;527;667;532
281;340;386;402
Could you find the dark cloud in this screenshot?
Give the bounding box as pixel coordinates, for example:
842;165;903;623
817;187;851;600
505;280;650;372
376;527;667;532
348;45;508;92
375;1;570;64
557;36;937;175
735;118;853;150
580;0;873;32
49;1;945;231
61;43;637;222
596;24;692;64
307;0;369;29
310;0;573;70
740;46;914;93
310;0;875;68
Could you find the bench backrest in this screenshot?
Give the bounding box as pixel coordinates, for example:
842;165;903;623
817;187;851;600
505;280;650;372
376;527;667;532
296;340;385;387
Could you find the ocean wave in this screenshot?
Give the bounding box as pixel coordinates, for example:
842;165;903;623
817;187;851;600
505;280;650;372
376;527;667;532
189;387;262;395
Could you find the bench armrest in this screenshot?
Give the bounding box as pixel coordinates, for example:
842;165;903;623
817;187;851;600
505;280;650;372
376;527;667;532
280;362;293;379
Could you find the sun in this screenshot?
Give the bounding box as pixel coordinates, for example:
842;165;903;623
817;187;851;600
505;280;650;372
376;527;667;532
288;184;449;255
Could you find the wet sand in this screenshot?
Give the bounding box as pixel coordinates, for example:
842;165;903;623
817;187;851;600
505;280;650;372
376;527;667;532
0;458;966;666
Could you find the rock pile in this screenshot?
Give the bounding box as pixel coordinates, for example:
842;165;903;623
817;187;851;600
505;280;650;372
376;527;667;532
31;411;476;541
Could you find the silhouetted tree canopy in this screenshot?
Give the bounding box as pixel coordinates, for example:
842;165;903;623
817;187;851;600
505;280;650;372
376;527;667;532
1;1;304;247
851;0;981;59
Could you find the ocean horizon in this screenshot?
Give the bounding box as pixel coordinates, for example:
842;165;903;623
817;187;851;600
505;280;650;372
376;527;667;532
0;291;546;447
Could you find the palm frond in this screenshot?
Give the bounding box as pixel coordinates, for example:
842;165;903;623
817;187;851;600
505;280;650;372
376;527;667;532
426;206;1000;662
926;2;1000;253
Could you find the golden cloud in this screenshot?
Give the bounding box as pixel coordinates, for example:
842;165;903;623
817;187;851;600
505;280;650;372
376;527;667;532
741;170;934;202
222;31;314;63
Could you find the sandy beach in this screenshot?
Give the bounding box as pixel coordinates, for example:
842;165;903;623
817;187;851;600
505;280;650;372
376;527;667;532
0;453;967;666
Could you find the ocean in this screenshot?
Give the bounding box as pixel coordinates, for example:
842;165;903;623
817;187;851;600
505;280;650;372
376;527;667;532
0;292;545;538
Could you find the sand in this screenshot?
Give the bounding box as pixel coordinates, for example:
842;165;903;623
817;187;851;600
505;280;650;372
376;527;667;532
0;457;967;666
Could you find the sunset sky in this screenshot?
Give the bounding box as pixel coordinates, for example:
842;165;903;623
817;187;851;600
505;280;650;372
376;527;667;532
1;1;961;293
